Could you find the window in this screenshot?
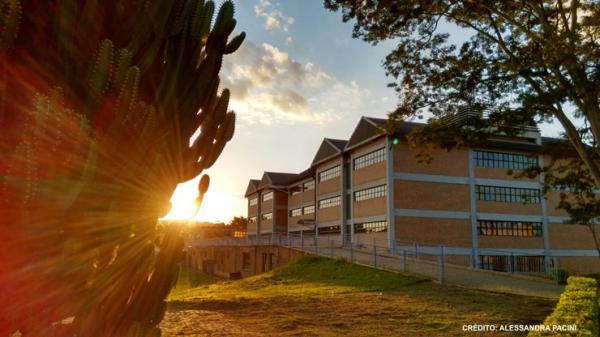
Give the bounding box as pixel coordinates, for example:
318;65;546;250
318;165;341;182
318;225;341;234
476;185;540;203
290;185;302;195
262;191;273;202
303;180;315;191
242;252;251;269
354;221;387;233
353;148;386;170
480;255;545;273
474;150;538;170
354;185;387;202
249;216;257;224
303;205;315;214
261;212;272;220
478;220;542;237
318;196;341;209
290;208;302;217
249;198;258;206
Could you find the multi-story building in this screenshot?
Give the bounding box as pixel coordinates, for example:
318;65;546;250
244;116;600;274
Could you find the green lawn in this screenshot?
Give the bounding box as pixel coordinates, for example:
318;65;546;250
163;255;556;337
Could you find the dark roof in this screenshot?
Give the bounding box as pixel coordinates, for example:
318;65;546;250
327;138;348;151
345;116;387;150
364;116;387;126
287;167;315;185
311;138;346;166
244;179;261;197
257;171;298;190
266;172;298;185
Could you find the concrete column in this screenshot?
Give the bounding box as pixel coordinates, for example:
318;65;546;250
539;155;551;269
468;149;480;267
341;154;349;245
385;137;395;249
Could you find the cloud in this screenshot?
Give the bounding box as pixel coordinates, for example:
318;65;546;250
285;37;293;46
254;0;295;32
220;41;393;126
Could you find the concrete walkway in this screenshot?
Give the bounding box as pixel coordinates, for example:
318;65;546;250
296;243;564;299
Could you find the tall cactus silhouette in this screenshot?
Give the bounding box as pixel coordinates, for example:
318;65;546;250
0;1;244;336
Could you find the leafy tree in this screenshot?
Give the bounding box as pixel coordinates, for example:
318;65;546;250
325;0;599;223
229;215;248;231
0;1;244;336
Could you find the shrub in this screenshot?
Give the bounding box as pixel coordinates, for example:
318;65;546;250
528;276;599;337
547;268;570;285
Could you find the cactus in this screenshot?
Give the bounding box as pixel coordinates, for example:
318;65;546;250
0;1;244;336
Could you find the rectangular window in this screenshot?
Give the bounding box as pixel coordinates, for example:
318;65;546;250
290;208;302;217
353;148;386;170
249;198;258;206
290;185;302;195
318;225;341;235
303;205;315;214
475;185;540;203
354;185;387;202
303;180;315;191
249;216;257;224
477;220;542;237
479;255;545;273
318;165;341;182
318;196;341;209
262;191;273;202
261;212;272;220
354;221;387;233
474;150;538;170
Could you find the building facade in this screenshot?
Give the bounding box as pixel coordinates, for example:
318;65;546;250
244;116;600;274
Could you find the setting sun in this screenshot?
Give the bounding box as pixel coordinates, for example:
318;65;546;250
162;176;246;223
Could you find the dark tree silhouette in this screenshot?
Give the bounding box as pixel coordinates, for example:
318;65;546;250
0;1;244;336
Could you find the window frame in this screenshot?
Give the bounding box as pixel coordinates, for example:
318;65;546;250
318;165;341;182
353;221;388;233
262;191;273;202
289;208;302;217
353;147;386;171
303;180;315;191
477;220;543;237
474;150;538;170
318;196;341;209
353;184;387;202
475;185;541;204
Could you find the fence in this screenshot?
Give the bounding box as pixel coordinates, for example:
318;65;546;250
189;233;564;299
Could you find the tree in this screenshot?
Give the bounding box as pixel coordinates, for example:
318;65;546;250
0;1;244;336
325;0;599;221
229;216;248;232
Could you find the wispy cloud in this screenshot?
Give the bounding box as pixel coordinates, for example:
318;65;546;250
254;0;295;32
220;41;394;126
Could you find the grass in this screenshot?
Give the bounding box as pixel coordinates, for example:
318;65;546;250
169;255;423;301
162;255;557;337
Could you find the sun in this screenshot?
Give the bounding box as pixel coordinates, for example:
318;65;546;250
162;177;245;223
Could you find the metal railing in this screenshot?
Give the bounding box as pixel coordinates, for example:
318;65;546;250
188;233;564;299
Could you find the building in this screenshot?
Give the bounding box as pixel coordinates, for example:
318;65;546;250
244;116;600;274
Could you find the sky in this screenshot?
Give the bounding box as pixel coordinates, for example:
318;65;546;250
164;0;568;224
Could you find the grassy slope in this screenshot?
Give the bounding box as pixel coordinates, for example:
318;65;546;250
164;255;556;337
169;255;424;301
